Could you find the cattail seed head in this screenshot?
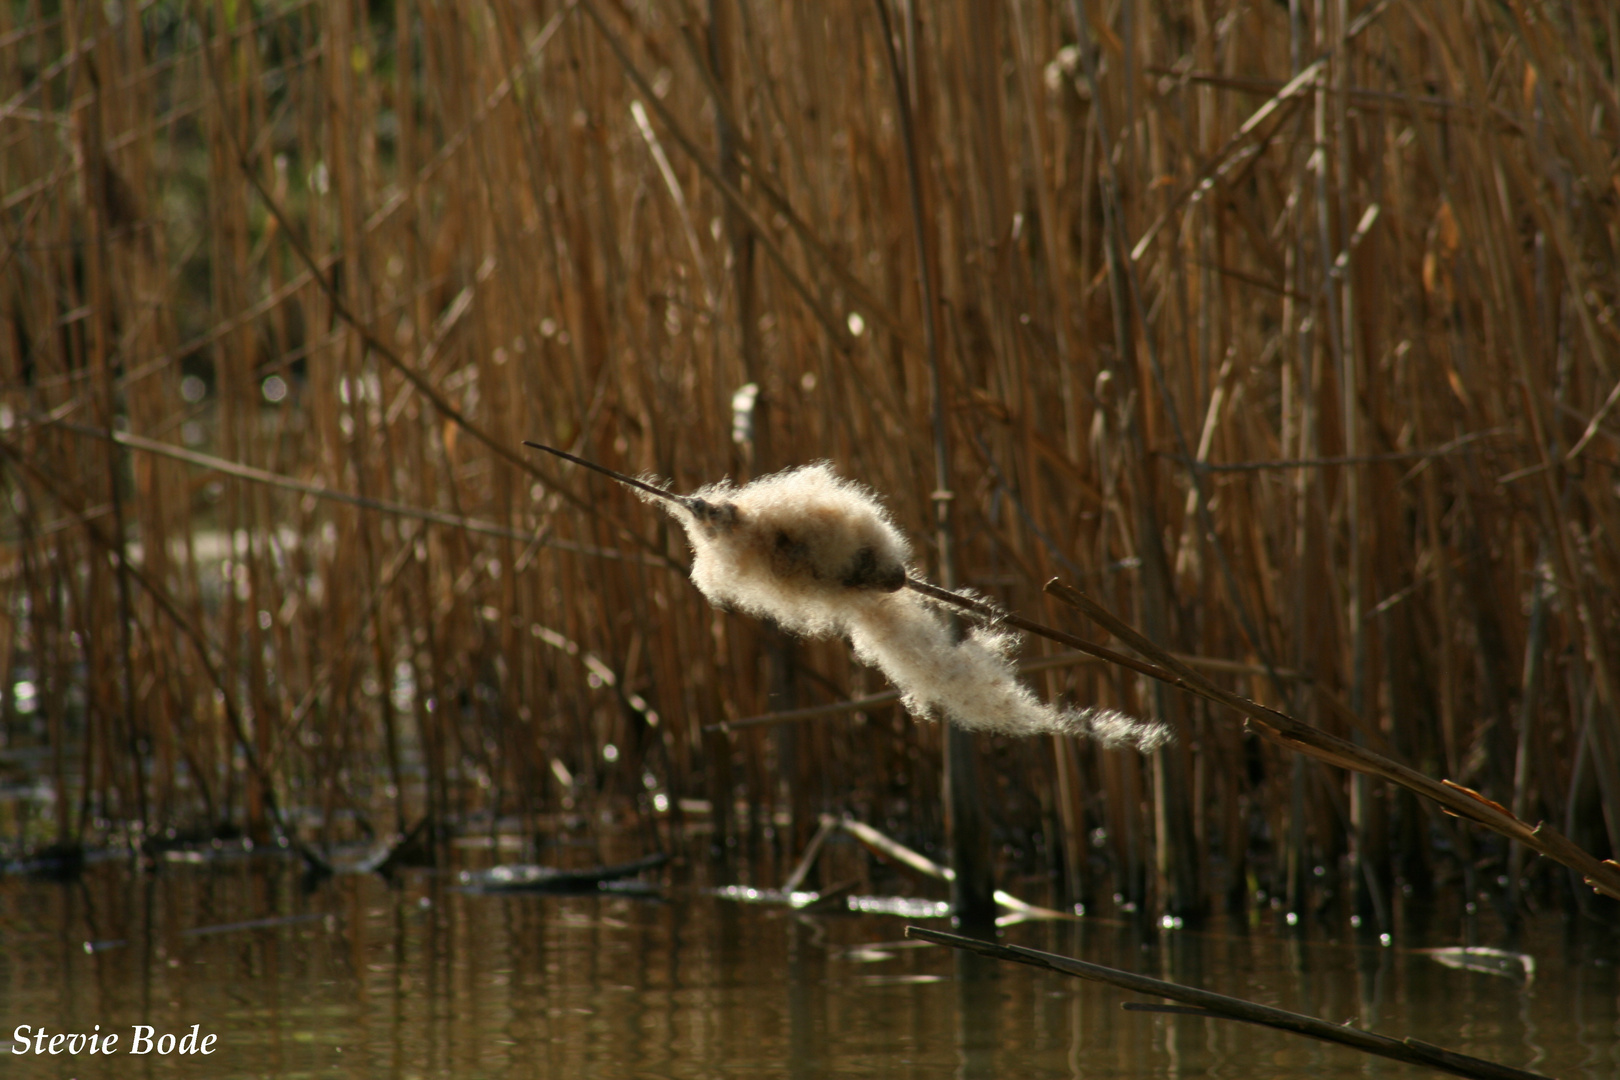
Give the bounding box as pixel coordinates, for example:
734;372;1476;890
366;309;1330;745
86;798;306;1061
527;443;1169;752
637;462;911;638
638;460;1169;752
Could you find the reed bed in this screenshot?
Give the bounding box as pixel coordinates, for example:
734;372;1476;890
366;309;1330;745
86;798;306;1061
2;0;1617;926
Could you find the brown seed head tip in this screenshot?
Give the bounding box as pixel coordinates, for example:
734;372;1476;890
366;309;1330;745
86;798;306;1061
686;496;739;531
656;462;914;638
844;546;908;591
720;463;912;592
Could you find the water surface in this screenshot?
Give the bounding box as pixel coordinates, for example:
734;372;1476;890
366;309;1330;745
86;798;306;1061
2;849;1615;1078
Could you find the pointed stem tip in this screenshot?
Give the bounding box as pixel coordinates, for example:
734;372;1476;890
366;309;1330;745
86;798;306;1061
521;440;687;508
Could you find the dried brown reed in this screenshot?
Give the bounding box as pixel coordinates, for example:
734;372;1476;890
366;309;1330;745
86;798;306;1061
2;0;1617;924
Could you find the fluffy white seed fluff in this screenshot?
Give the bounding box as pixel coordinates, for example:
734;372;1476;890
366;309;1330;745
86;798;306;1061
849;595;1171;750
641;462;1169;752
646;463;913;636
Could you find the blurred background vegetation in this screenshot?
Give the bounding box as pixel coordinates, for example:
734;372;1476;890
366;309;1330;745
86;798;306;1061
2;0;1618;928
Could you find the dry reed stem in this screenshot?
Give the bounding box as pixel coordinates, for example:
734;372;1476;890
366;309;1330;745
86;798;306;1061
2;1;1616;918
1042;579;1620;900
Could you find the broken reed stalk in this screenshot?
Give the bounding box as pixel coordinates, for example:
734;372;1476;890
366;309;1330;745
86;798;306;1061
905;926;1552;1080
909;574;1620;901
778;813;1071;921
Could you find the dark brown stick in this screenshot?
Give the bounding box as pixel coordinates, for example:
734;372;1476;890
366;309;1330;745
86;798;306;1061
522;441;691;510
906;926;1553;1080
901;574;1620;900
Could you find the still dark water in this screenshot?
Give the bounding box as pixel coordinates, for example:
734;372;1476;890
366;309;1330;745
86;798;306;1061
1;845;1615;1079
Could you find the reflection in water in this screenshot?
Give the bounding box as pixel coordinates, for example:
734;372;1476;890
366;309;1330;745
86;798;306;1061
953;950;1000;1080
1;854;1615;1079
